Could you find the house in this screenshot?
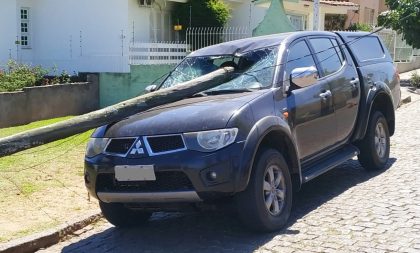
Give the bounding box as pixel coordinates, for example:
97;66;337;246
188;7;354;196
227;0;359;33
345;0;388;27
0;0;359;74
0;0;185;73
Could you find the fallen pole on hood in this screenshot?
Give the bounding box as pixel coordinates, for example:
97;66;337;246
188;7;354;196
0;67;235;158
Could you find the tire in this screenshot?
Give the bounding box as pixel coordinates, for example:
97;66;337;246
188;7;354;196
99;201;152;227
235;148;293;232
358;111;390;170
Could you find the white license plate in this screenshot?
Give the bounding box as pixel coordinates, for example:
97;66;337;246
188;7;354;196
114;165;156;181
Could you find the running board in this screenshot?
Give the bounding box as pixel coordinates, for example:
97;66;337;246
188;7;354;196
302;145;359;183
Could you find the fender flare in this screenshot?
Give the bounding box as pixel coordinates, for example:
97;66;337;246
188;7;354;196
353;82;395;140
235;116;301;192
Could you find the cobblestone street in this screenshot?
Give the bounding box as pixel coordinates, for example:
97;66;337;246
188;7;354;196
40;96;420;253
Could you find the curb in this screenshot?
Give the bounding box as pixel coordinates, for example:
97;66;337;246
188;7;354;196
0;212;102;253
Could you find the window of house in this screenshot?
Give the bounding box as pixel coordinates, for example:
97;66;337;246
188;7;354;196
364;7;375;26
309;38;343;76
287;14;306;31
285;40;318;81
138;0;152;7
20;8;30;48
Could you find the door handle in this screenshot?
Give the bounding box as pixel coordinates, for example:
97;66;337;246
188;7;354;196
350;78;359;87
319;90;332;101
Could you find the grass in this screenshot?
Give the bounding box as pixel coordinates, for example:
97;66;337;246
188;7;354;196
0;117;97;243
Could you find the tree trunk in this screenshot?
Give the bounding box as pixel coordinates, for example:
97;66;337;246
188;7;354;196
0;67;235;158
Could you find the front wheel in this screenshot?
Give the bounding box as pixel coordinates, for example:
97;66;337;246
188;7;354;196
235;149;293;232
99;201;152;227
358;111;390;170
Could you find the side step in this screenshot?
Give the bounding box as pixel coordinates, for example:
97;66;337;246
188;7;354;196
302;145;359;183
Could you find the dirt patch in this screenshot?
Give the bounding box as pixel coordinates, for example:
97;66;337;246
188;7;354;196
0;118;100;243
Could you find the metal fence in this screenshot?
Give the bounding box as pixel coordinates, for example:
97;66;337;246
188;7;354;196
377;29;415;62
186;27;251;52
129;41;187;65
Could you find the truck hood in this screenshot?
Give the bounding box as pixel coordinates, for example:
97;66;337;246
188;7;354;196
100;90;267;137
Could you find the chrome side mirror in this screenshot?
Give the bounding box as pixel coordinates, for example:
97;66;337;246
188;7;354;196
145;84;157;93
290;66;318;88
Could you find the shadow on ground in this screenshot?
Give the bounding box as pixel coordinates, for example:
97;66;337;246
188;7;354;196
61;158;396;253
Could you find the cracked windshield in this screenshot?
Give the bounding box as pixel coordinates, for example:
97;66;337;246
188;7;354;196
160;47;278;93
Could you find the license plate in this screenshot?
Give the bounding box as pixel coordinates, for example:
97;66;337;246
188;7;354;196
114;165;156;181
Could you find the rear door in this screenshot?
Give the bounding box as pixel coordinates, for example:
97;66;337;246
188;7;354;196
307;36;360;142
284;39;337;159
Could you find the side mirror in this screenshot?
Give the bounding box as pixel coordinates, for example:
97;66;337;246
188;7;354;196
145;84;157;93
290;66;318;88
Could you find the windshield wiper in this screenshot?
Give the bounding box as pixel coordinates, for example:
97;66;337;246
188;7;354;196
203;88;254;95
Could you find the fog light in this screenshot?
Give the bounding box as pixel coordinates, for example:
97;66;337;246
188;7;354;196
207;171;217;181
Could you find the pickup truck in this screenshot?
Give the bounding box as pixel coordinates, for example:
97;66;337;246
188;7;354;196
84;31;400;231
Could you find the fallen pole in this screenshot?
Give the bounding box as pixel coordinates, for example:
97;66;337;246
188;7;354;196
0;67;235;158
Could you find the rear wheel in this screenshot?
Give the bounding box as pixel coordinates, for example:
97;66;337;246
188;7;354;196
358;111;390;170
99;201;152;227
236;149;292;232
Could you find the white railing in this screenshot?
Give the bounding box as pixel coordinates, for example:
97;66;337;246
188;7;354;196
186;27;251;52
377;29;414;62
129;41;187;65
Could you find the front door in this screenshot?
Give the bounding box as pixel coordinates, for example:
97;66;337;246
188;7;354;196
284;39;337;159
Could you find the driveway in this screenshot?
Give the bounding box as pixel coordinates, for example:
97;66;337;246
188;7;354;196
39;94;420;253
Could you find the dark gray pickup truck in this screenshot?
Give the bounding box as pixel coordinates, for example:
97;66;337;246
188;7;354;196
84;31;400;231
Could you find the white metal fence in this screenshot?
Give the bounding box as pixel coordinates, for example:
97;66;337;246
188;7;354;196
377;29;416;62
186;27;251;52
129;42;187;65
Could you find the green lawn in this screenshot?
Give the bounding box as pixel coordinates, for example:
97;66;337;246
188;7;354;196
0;117;98;243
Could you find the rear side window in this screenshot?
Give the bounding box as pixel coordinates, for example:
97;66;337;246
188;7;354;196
348;36;385;61
309;38;343;76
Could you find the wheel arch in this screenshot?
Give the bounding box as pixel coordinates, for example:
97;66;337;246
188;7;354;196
236;116;301;193
353;84;396;141
369;91;395;136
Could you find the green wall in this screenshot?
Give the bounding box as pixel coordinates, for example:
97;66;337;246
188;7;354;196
99;64;174;108
253;0;295;36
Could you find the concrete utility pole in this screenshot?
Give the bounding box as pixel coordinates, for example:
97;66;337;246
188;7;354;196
0;67;235;158
313;0;320;31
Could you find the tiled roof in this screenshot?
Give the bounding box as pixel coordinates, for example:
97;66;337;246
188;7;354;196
303;0;359;7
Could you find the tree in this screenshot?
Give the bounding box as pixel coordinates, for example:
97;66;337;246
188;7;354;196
173;0;230;28
378;0;420;48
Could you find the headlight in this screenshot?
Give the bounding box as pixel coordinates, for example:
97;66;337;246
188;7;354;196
85;138;109;158
184;128;238;152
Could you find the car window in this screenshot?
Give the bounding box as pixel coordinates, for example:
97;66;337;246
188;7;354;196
285;40;318;82
331;38;345;63
309;38;343;76
348;36;385;61
160;47;278;91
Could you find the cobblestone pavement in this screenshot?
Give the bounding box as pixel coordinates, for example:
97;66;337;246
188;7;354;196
40;97;420;253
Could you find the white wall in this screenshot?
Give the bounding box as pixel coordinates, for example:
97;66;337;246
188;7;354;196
0;0;18;67
11;0;131;73
226;0;266;31
128;0;175;42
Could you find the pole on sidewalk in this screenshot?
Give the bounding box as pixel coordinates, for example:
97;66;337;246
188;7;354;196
313;0;320;31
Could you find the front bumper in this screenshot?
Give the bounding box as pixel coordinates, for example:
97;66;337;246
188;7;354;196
84;142;244;203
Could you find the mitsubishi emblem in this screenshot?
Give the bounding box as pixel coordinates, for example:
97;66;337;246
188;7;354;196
130;139;144;155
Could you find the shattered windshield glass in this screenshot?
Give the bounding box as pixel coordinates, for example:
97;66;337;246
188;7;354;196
160;47;278;92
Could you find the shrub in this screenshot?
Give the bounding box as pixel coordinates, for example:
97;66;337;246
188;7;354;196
347;23;372;32
411;71;420;88
0;61;77;92
0;60;48;92
173;0;230;34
